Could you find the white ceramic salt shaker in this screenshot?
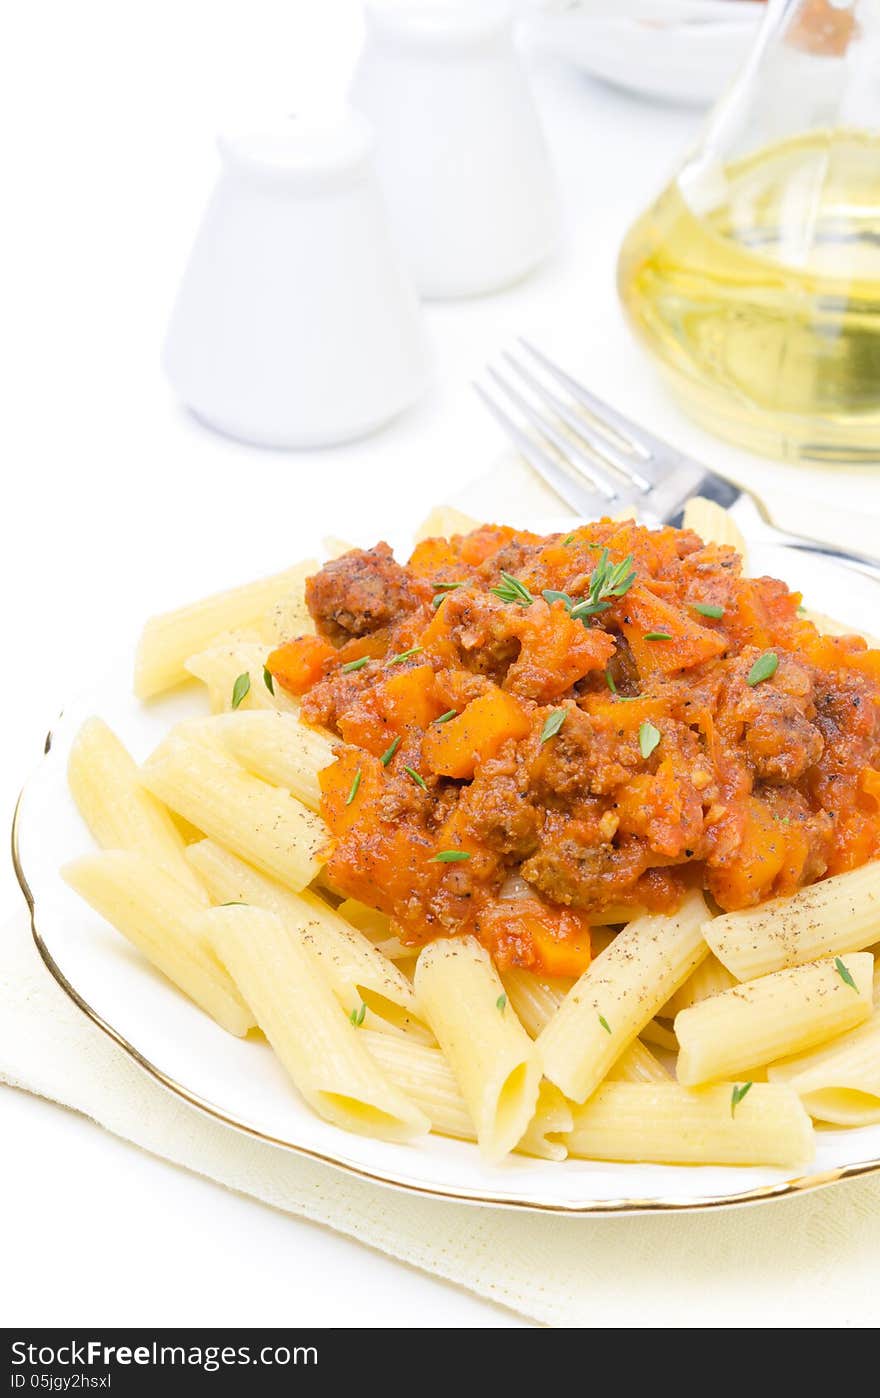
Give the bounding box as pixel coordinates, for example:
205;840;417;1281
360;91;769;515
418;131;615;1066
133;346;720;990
350;0;561;299
162;110;429;448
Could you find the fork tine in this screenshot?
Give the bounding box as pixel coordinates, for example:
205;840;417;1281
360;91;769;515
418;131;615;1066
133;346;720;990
501;350;653;494
473;383;611;519
518;339;669;475
486;366;620;503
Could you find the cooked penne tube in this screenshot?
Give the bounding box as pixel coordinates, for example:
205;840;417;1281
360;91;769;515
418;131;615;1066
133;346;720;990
640;1017;678;1052
67;717;208;902
538;890;709;1103
322;535;355;560
260;560;319;644
185;637;300;715
518;1083;573;1163
682;495;747;560
676;954;875;1085
206;905;429;1142
361;1030;473;1139
413;505;479;544
500;967;571;1038
566;1083;814;1166
360;1033;571;1159
143;736;324;891
62;851;253;1036
185;839;429;1039
606;1038;671;1084
212;710;334;811
660;953;738;1018
703;862;880;981
414;937;541;1162
767;1015;880;1125
134;562;318;699
802;608;880;646
337;898;414;962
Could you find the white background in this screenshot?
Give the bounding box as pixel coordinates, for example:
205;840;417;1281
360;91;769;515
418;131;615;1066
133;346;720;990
3;2;879;1327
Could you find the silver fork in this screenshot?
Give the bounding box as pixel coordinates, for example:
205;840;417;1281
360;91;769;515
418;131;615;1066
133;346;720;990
475;340;880;583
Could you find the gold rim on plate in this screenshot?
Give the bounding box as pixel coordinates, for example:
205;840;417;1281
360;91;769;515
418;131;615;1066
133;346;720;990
12;729;880;1215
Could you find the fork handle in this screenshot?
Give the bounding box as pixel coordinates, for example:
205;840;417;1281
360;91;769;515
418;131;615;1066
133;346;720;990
772;529;880;586
727;492;880;587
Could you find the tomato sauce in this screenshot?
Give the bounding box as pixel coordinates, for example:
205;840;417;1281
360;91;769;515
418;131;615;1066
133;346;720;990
268;520;880;976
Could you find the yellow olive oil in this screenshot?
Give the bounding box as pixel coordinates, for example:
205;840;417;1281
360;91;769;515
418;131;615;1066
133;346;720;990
618;130;880;461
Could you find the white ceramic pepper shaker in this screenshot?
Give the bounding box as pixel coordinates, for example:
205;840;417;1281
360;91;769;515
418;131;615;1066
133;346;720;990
163;110;429;448
350;0;561;299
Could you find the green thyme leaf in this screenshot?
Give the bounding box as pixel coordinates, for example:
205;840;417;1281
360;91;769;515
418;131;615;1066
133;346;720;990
542;588;574;610
404;765;428;791
341;656;369;674
730;1082;753;1117
231;673;250;710
496;994;507;1012
598;1013;612;1034
490;572;533;607
562;534;576;547
747;651;779;686
540;709;567;744
638;719;661;759
433;580;464;592
644;631;672;641
432;850;471;863
345;769;362;806
693;603;724;619
834;957;858;992
380;735;401;766
389;646;423;665
263;665;275;694
350;1002;366;1027
435;710;457;725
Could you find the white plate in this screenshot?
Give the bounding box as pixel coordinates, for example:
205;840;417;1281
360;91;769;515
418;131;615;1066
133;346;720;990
523;1;764;106
13;524;880;1214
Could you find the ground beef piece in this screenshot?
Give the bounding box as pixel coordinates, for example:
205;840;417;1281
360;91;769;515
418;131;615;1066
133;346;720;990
521;829;649;910
306;543;423;644
530;705;594;800
432;590;521;681
719;651;824;785
462;773;541;860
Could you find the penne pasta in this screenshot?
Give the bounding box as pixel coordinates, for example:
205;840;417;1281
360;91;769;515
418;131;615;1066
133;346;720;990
185;839;429;1040
518;1083;573;1163
206;905;429;1142
62;851;253;1036
676;953;875;1086
360;1033;572;1159
337;898;414;962
767;1015;880;1126
566;1082;814;1166
185;637;300;715
261;559;320;645
606;1038;671;1084
661;953;738;1018
412;504;479;544
134;562;317;699
682;495;747;560
500;967;571;1039
414;937;541;1163
537;891;709;1103
640;1017;678;1052
67;717;208;902
207;710;334;811
142;735;325;892
703;862;880;981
